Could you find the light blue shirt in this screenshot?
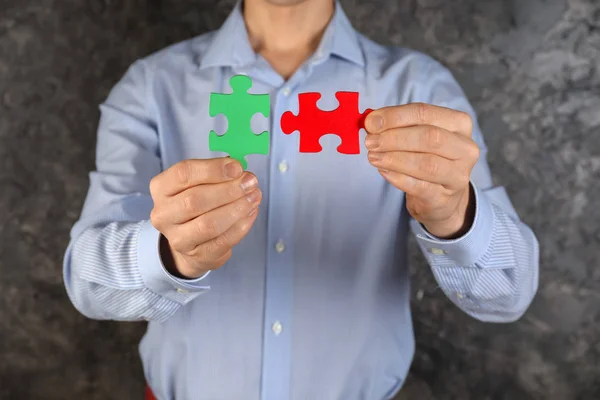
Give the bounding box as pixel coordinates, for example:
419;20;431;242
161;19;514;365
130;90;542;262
63;3;539;400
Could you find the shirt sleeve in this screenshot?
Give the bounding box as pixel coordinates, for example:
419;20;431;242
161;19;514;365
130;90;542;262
409;56;540;323
63;59;210;323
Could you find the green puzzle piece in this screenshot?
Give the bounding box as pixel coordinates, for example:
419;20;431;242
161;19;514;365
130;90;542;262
209;75;270;170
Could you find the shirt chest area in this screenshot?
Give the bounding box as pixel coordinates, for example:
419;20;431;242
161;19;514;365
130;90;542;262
155;70;402;208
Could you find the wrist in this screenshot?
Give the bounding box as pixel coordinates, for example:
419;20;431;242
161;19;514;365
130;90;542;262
424;184;475;239
159;235;210;279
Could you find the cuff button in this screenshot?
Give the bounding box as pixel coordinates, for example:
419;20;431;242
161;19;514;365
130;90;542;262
429;248;447;255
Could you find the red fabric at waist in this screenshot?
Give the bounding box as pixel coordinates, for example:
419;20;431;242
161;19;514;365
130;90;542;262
145;385;157;400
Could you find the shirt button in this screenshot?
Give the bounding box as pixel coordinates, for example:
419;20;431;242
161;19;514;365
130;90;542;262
176;288;189;294
275;240;285;253
430;248;446;255
278;161;288;173
272;321;283;335
282;87;291;96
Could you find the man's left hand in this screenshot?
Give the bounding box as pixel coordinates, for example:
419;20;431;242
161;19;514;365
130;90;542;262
364;103;480;239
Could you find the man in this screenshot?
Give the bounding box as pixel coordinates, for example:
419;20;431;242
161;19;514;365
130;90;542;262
63;0;539;399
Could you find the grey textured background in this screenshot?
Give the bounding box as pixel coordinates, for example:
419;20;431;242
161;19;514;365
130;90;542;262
1;0;599;399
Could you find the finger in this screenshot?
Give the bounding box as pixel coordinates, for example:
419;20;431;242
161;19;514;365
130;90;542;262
368;151;466;188
165;189;262;254
150;158;244;198
365;103;473;136
365;125;475;160
378;170;441;201
157;172;259;225
192;210;260;265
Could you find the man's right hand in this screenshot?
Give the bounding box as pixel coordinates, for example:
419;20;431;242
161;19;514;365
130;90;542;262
149;158;261;279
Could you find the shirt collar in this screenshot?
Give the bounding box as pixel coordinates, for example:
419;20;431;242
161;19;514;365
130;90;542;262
198;1;364;70
322;2;365;67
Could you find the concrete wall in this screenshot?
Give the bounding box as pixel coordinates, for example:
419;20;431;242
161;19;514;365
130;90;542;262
0;0;598;398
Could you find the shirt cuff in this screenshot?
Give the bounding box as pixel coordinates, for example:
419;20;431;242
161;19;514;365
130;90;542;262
410;182;494;267
137;220;210;304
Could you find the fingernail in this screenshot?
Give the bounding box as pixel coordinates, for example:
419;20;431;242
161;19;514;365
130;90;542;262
368;152;383;162
368;115;383;132
365;136;379;150
241;174;258;193
225;161;243;178
245;189;261;204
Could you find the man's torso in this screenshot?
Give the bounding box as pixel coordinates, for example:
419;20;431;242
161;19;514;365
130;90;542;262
139;6;435;399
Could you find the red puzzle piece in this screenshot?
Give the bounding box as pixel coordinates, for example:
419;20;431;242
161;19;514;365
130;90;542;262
280;92;372;154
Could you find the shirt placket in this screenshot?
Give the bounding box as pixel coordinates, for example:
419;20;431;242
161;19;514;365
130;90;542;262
260;80;298;400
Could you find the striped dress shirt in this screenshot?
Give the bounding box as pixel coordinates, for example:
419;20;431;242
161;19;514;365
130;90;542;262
63;3;539;399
